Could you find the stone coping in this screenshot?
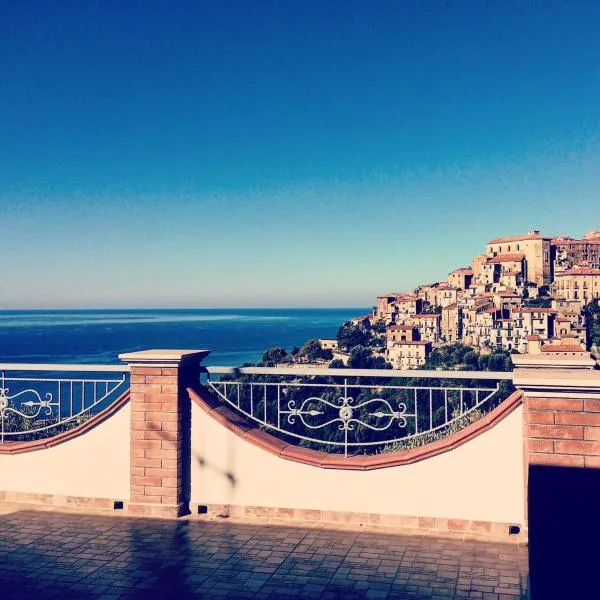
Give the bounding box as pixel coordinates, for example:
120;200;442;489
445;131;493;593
188;387;523;470
0;390;130;455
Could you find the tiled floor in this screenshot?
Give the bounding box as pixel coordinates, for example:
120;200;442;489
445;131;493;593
0;506;528;599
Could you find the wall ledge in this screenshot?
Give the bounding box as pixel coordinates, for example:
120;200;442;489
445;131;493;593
188;387;523;470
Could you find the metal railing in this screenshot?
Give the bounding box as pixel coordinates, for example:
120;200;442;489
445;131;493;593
204;366;514;456
0;364;130;443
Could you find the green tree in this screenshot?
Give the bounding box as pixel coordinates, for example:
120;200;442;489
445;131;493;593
297;339;326;363
583;299;600;350
336;322;371;351
261;346;288;366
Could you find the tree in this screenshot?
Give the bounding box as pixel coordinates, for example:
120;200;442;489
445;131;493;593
261;347;289;366
373;320;387;334
329;359;346;369
297;339;326;363
583;299;600;351
336;322;371;351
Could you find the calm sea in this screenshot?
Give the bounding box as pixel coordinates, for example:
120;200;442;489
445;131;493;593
0;308;366;366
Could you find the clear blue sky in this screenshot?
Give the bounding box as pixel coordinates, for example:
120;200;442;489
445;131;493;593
2;1;600;308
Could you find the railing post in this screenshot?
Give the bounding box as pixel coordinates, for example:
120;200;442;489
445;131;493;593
119;349;209;518
513;351;600;598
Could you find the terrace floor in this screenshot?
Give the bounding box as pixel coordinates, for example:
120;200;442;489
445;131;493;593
0;504;528;600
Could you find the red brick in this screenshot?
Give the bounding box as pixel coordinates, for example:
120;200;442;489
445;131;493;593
584;400;600;413
555;412;600;426
145;448;178;459
528;398;583;411
131;448;145;458
131;430;146;439
131;440;162;450
130;485;145;496
131;374;147;384
145;411;178;422
131;367;159;375
161;368;178;376
448;519;469;531
161;384;179;394
144;430;168;440
144;393;176;403
161;459;181;469
530;453;585;467
528;425;583;440
527;411;555;425
161;439;179;451
131;466;145;477
555;440;600;456
130;494;151;503
145;375;175;384
131;457;161;468
585;427;600;441
132;475;162;487
162;477;179;488
584;456;600;468
528;438;554;453
161;421;180;432
145;467;174;478
144;486;167;497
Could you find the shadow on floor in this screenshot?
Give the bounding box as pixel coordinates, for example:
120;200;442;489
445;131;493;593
528;464;600;599
0;508;527;599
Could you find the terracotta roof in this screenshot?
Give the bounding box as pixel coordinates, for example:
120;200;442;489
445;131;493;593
496;292;520;297
541;344;587;353
527;335;541;341
388;325;413;331
449;268;473;274
488;253;525;263
555;267;600;276
412;314;440;319
512;308;556;314
443;302;458;310
487;232;550;244
552;238;600;245
503;270;521;276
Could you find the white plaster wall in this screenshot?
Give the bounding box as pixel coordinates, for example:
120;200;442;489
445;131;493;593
191;403;525;524
0;404;130;499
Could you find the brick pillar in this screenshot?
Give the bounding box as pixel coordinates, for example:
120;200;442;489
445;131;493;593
513;352;600;472
119;349;209;518
513;352;600;599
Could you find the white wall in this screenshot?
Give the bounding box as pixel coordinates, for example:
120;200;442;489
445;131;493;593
191;403;525;524
0;404;130;500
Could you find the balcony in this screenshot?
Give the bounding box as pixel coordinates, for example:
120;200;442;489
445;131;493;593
1;348;599;599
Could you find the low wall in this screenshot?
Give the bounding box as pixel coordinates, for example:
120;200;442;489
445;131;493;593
0;403;130;504
190;399;526;532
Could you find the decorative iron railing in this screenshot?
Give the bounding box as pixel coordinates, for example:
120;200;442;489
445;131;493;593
204;366;514;456
0;364;130;443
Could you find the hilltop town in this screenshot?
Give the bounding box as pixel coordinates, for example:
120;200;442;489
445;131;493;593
260;229;600;370
342;229;600;369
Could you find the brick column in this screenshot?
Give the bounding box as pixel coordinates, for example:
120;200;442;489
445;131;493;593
119;349;209;518
513;352;600;599
513;353;600;471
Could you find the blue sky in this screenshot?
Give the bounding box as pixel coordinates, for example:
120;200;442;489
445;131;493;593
2;1;600;308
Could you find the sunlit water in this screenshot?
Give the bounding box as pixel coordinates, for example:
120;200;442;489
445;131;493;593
0;308;366;366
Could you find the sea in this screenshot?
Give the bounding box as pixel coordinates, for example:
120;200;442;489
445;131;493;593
0;308;367;366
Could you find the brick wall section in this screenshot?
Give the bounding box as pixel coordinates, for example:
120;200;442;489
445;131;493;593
525;396;600;469
129;366;185;517
120;350;208;518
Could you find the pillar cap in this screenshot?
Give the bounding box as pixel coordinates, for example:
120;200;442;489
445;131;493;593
514;367;600;398
119;349;210;367
512;353;596;370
